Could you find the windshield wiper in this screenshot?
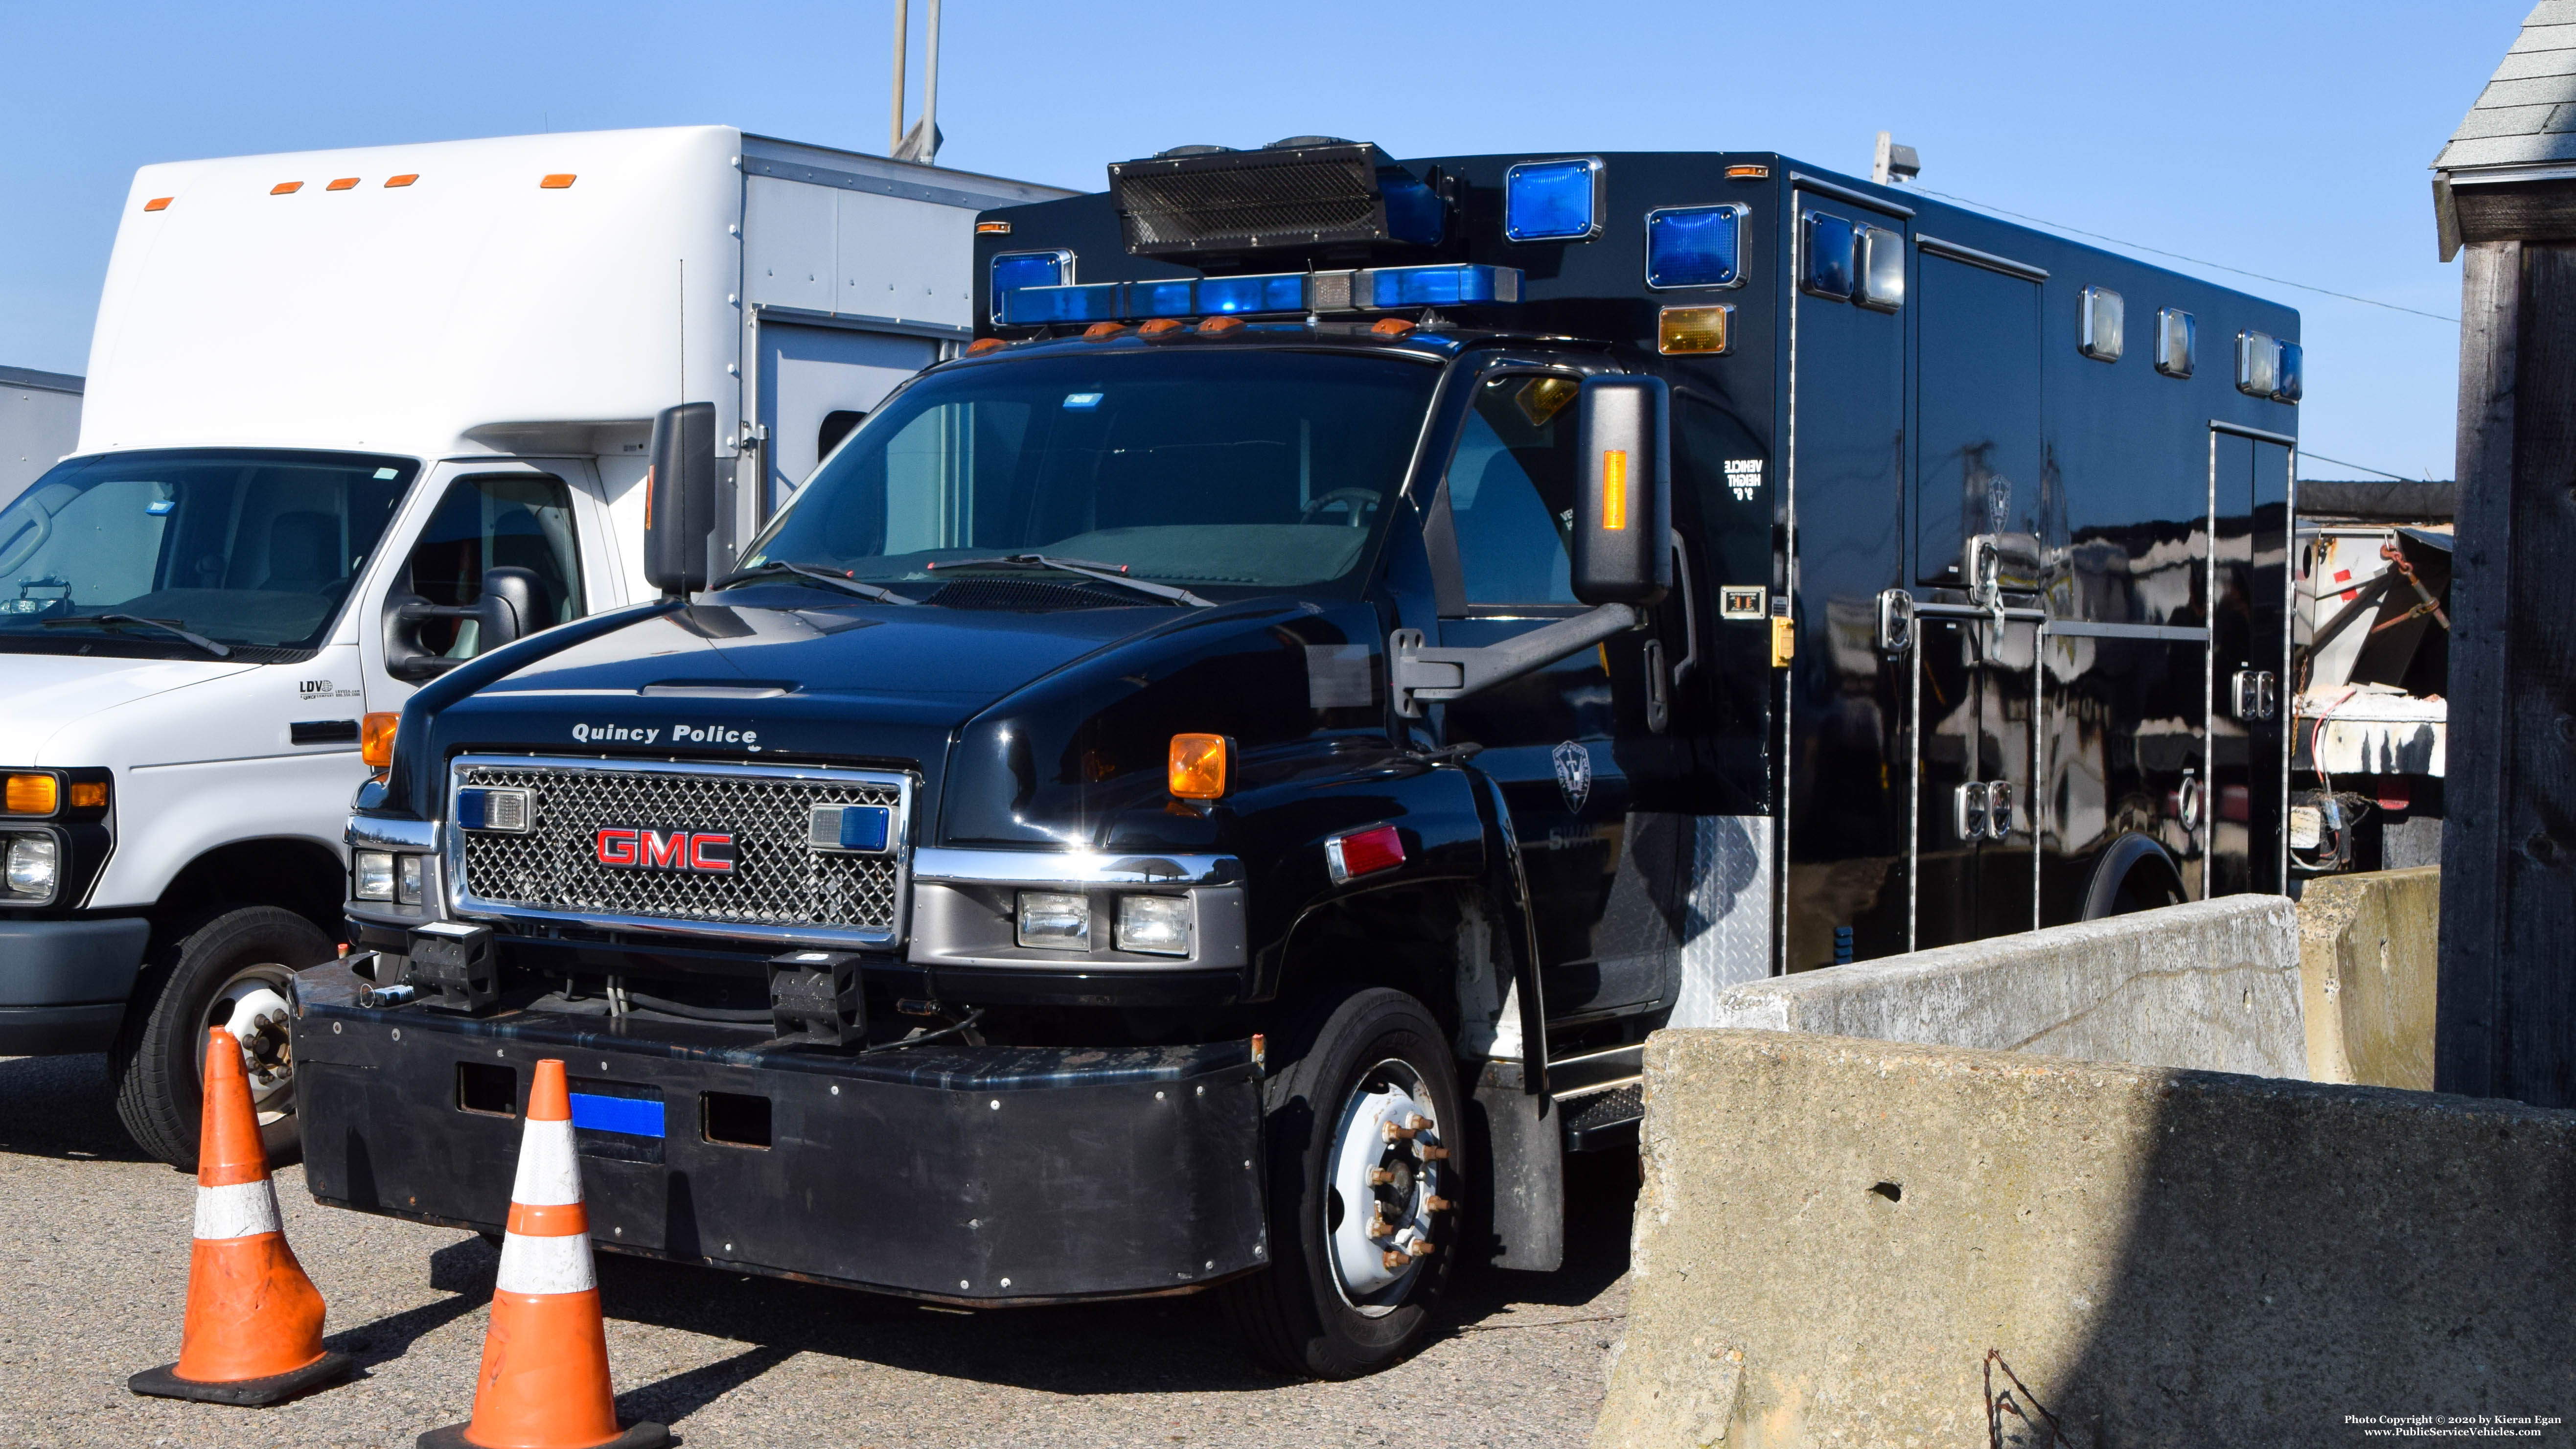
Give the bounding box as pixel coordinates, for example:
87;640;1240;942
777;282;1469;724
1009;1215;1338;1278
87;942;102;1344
713;559;917;605
926;554;1215;608
40;613;233;658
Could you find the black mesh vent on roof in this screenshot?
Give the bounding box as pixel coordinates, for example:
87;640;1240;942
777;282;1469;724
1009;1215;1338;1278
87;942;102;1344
922;577;1137;611
1111;143;1389;256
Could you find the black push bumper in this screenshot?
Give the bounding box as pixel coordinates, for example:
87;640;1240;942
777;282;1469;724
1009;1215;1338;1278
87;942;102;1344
289;964;1269;1305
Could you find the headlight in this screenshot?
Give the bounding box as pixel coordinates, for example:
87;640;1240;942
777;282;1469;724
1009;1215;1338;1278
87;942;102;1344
4;835;57;899
354;850;395;901
1015;891;1091;950
397;853;424;906
1116;895;1191;956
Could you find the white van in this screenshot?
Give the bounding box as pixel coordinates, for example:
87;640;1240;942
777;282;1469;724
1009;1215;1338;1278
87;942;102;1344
0;125;1066;1166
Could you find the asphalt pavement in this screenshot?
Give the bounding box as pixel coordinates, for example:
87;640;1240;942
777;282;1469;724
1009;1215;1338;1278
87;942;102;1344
0;1053;1630;1448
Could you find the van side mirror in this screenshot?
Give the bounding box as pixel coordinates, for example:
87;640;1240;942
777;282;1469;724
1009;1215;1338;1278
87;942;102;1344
644;401;717;596
382;565;547;682
1569;376;1671;607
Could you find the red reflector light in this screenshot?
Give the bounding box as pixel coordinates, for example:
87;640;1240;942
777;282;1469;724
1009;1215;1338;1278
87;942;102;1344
143;196;172;212
384;173;418;187
1325;825;1404;885
271;181;303;195
326;177;359;191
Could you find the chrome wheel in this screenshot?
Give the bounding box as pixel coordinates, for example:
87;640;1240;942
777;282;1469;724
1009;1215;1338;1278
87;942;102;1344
1325;1058;1447;1314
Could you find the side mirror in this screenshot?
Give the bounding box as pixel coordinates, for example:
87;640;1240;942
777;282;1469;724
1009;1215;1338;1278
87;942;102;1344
1570;376;1671;607
472;566;542;651
644;401;718;596
382;565;549;682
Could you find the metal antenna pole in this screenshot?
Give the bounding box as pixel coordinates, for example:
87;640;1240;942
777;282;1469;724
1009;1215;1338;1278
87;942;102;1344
889;0;908;157
920;0;941;164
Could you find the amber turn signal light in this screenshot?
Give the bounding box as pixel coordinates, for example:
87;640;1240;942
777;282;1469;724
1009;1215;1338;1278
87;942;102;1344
68;781;107;810
3;774;58;815
361;713;400;770
1168;734;1232;800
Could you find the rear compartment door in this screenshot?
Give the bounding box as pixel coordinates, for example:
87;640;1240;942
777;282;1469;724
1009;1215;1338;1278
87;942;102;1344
2208;425;2293;895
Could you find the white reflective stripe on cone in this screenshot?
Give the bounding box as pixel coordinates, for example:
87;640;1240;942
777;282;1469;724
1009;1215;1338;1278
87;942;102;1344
194;1179;283;1241
495;1230;597;1296
508;1118;583;1207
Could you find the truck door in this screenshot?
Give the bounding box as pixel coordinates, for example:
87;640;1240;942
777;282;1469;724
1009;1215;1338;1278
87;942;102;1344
1432;363;1699;1027
2208;425;2293;895
1783;193;1909;969
362;462;613;710
1912;244;2045;943
752;321;939;519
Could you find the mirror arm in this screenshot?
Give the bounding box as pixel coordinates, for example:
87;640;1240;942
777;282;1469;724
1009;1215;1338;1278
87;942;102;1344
1390;602;1645;718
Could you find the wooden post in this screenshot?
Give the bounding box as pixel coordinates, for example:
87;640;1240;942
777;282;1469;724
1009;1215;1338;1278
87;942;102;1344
2436;238;2576;1107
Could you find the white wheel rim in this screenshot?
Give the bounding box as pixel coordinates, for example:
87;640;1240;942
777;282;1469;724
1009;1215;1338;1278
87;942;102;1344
1325;1058;1442;1314
209;969;295;1127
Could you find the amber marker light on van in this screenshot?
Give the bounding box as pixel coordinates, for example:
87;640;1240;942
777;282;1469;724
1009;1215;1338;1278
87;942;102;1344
3;775;58;816
68;782;107;810
1658;304;1733;356
1168;734;1232;800
362;713;400;771
1600;450;1630;530
540;173;577;189
326;177;360;191
384;173;418;187
143;196;173;211
271;181;303;195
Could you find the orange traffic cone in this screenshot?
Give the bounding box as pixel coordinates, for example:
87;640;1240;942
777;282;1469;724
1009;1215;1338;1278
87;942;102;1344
419;1058;667;1449
130;1028;353;1405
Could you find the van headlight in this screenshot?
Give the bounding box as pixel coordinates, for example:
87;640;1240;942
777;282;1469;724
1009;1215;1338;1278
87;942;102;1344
3;833;58;902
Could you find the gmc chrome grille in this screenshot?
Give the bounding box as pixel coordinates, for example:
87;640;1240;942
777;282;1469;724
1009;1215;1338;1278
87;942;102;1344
448;756;910;946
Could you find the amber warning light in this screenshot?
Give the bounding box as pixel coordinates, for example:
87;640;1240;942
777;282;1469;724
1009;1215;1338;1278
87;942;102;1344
1168;733;1232;800
1600;450;1630;530
361;713;399;770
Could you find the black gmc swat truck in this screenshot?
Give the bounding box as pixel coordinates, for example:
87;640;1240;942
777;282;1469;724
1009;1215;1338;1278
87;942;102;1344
298;140;2298;1377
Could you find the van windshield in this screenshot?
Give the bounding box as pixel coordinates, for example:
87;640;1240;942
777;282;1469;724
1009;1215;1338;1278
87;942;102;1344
739;348;1440;600
0;448;418;659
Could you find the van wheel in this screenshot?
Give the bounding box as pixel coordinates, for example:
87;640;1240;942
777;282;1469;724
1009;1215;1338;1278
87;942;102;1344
111;907;332;1171
1222;989;1463;1379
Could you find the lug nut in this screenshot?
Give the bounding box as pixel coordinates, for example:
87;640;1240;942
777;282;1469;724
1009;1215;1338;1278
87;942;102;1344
1368;1168;1395;1186
1423;1194;1452;1213
1381;1249;1406;1271
1418;1144;1450;1161
1382;1121;1416;1143
1366;1211;1393;1239
1407;1240;1436;1259
1404;1113;1430;1131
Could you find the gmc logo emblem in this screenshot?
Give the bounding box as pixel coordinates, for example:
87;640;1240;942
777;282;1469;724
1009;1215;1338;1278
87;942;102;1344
595;828;736;874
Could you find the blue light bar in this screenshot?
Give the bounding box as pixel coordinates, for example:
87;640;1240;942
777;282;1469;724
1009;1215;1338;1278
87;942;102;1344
989;250;1073;322
569;1092;666;1139
1504;158;1603;243
1645;205;1744;289
1199;273;1307;315
1367;264;1522;308
1131;278;1197;318
997;281;1124;326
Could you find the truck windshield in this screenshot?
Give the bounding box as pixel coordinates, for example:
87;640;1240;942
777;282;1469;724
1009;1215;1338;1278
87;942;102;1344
0;448;418;658
741;349;1440;599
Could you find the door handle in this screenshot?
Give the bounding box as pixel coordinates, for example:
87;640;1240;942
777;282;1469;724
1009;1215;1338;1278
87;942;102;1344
1952;782;2011;843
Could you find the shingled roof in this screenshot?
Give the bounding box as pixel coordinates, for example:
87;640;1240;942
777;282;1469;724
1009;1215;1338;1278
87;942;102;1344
2436;1;2576;171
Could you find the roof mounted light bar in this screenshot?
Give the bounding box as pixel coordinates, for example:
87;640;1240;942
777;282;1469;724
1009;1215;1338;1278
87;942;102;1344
994;264;1522;328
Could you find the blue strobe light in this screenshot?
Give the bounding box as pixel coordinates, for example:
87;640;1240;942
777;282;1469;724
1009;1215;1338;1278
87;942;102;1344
1800;211;1857;301
1646;205;1744;289
1504;158;1604;243
990;250;1073;322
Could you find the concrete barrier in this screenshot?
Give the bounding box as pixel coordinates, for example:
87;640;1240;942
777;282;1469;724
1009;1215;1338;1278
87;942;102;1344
2298;867;2439;1089
1594;1030;2576;1449
1693;896;2304;1078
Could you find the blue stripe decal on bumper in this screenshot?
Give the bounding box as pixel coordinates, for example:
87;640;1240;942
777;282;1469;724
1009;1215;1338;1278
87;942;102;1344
569;1091;666;1138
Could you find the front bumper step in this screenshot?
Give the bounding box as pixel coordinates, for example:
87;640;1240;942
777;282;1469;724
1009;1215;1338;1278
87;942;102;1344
289;964;1269;1305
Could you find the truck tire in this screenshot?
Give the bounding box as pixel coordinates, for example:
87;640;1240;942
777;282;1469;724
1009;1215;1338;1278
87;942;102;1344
1222;988;1464;1379
110;906;331;1170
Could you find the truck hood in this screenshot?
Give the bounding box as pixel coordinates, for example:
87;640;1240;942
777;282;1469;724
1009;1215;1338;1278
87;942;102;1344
0;652;261;764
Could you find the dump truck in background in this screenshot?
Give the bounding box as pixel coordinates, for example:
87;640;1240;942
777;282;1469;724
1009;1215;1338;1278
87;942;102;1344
0;124;1066;1168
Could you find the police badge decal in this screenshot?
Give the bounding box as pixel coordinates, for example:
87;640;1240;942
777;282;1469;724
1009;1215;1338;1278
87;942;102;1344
1552;739;1592;813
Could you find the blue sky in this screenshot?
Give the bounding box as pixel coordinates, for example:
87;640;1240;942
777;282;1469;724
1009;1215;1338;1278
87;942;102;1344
0;0;2516;481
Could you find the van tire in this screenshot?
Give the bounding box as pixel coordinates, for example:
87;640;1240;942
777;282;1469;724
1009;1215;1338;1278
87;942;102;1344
111;906;332;1171
1221;988;1463;1380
